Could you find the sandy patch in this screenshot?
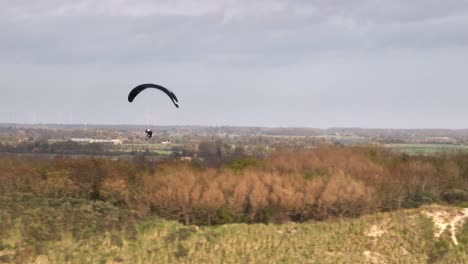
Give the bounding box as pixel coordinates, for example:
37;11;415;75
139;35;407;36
423;207;468;245
363;250;388;264
365;224;386;237
0;249;15;258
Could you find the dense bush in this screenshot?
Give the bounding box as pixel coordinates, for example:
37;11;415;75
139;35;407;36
1;145;467;225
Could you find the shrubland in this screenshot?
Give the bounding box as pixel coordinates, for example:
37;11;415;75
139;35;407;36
1;144;467;226
1;145;468;262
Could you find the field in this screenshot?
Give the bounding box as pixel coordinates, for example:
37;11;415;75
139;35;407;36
386;144;468;155
119;143;179;156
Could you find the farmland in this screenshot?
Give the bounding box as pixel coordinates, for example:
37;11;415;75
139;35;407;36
386;144;468;155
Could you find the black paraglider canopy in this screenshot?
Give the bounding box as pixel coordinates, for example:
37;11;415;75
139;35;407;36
128;83;179;108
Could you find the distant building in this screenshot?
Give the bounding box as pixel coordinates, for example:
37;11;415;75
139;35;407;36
161;140;172;144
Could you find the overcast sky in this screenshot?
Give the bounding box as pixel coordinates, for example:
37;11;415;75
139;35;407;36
1;0;467;128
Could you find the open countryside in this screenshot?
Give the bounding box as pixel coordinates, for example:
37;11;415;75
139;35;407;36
1;125;468;263
1;0;468;263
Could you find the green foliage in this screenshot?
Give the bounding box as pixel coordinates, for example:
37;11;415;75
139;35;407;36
0;193;137;251
165;227;196;243
428;239;450;263
226;157;261;173
111;234;124;247
420;215;436;242
405;191;441;209
260;205;290;224
442;189;468;204
303;168;328;181
457;221;468;245
420;191;440;203
214;207;235;225
174;243;189;259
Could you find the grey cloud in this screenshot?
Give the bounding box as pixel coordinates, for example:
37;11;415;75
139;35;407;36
1;0;468;65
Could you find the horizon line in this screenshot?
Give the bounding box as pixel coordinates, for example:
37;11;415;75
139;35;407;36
1;123;467;131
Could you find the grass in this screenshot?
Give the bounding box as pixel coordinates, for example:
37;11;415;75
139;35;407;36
1;195;467;263
118;143;178;156
385;144;468;155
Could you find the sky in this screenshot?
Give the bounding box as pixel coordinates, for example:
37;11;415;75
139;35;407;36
1;0;468;128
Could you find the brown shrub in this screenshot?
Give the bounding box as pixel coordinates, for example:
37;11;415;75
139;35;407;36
2;145;468;225
317;170;377;218
32;169;78;198
99;177;129;204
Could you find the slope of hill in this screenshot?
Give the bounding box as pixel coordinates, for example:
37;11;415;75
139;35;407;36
1;205;466;263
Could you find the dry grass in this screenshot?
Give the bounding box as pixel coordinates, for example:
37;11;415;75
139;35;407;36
1;206;467;263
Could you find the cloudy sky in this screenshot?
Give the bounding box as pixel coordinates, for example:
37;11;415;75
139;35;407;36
1;0;467;128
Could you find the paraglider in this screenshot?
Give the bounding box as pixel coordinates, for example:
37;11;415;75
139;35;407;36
128;83;179;108
145;129;153;140
128;83;179;140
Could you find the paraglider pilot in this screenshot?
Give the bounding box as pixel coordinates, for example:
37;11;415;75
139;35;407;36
145;129;153;140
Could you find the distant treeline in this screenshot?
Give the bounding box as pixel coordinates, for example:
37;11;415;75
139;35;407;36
1;145;467;226
0;141;167;156
0;141;110;155
0;139;273;160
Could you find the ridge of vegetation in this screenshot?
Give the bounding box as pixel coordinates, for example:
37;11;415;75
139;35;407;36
1;145;467;262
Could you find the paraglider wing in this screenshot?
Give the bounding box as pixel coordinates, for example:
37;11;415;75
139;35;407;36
128;83;179;108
